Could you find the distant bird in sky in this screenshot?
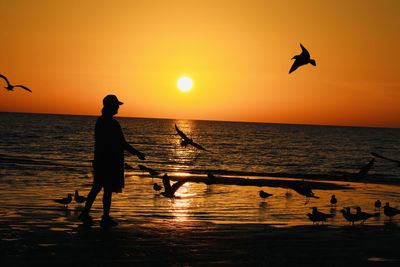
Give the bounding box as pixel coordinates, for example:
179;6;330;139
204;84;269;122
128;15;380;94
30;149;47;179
259;190;273;199
354;207;379;224
54;193;73;207
383;202;400;219
371;152;400;167
330;195;337;207
74;190;87;203
175;124;207;151
0;74;32;92
374;200;382;211
161;174;188;198
289;43;316;74
153;182;163;193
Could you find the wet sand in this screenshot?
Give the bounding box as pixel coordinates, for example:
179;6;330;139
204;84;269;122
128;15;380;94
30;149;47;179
2;218;400;266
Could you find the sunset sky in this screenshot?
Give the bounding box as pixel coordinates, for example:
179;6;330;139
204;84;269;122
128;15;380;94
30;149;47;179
1;0;399;128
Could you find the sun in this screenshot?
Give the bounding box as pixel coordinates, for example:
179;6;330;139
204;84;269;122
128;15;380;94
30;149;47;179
177;76;193;92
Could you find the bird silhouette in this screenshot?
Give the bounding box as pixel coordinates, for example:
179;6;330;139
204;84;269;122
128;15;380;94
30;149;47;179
138;164;160;178
74;190;87;203
175;124;207;151
161;174;188;198
371;152;400;167
357;158;375;177
374;200;382;211
54;193;73;207
383;202;400;219
153;182;163;193
341;207;360;225
259;190;273;199
288;44;316;74
354;207;379;224
307;207;333;224
0;74;32;92
291;183;319;204
330;195;337;207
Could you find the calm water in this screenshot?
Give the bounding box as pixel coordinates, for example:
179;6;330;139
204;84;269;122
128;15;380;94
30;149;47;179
1;112;400;230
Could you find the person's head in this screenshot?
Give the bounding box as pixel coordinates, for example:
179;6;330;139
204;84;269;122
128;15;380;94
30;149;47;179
102;94;123;116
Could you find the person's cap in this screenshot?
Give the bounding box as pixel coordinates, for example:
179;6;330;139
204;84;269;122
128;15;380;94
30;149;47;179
103;95;123;106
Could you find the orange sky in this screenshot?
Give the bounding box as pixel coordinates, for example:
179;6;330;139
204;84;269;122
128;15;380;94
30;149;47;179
1;0;399;128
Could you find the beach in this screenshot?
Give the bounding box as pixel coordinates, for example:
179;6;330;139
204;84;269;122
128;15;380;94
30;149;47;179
3;217;400;266
1;113;400;266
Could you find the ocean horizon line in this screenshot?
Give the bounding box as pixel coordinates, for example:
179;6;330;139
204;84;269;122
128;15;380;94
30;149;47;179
1;110;399;130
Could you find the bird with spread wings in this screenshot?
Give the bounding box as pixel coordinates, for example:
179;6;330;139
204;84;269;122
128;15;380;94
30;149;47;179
175;124;207;151
0;74;32;92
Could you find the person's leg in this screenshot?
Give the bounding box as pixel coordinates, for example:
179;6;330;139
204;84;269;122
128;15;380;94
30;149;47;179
102;188;112;217
81;182;102;215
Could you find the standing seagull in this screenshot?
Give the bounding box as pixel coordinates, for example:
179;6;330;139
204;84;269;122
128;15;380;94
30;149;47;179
175;124;207;151
74;190;87;203
0;74;32;92
259;190;273;199
330;195;338;207
289;44;316;74
54;193;73;207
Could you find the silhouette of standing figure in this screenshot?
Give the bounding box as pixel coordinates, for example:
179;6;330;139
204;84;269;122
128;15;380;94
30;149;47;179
79;95;145;227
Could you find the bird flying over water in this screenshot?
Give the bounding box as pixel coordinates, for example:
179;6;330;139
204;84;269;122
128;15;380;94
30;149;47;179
289;44;316;74
175;124;207;151
0;74;32;92
371;152;400;167
291;183;319;204
161;174;188;198
138;164;160;177
54;193;73;207
153;182;163;193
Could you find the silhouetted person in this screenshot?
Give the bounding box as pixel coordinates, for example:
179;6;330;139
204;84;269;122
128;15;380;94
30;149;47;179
0;74;32;92
79;95;145;227
288;44;316;74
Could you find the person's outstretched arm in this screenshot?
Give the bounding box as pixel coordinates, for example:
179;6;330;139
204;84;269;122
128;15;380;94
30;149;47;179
124;141;145;160
125;142;145;160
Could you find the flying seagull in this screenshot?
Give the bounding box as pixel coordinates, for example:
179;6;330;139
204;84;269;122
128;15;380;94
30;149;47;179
160;174;188;198
289;44;316;74
371;152;400;167
175;124;207;151
0;74;32;92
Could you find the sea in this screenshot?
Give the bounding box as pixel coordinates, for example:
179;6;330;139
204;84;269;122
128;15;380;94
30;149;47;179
1;112;400;231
